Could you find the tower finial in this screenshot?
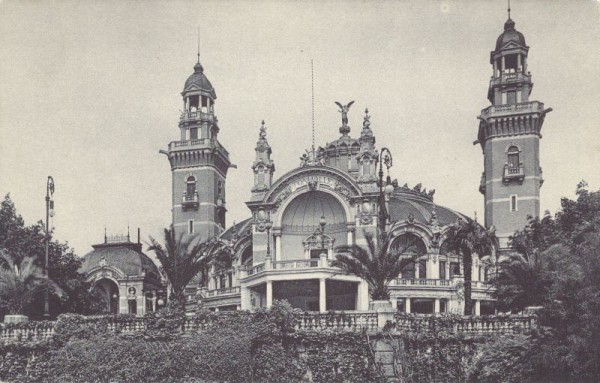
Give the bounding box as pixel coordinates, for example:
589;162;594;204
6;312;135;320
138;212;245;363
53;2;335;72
311;59;315;153
197;26;200;63
507;0;511;19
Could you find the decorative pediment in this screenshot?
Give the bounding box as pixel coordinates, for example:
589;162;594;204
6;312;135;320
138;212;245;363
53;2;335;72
264;167;362;207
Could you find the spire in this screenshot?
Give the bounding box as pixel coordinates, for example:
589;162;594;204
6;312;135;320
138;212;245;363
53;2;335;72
507;0;511;20
311;59;315;153
252;120;275;193
193;26;204;73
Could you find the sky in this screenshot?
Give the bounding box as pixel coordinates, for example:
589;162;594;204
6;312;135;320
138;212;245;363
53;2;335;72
1;0;599;256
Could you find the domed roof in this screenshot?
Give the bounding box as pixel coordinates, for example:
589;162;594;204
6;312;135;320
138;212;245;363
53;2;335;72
80;241;160;278
388;189;471;227
495;18;526;51
183;62;217;98
282;191;346;227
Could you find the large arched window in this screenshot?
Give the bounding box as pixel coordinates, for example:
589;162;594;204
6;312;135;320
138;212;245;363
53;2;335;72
507;146;520;169
392;233;427;279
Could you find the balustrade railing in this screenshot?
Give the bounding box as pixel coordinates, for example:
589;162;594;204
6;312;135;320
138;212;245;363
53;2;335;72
0;311;535;341
295;312;379;332
272;259;321;270
394;313;534;334
395;278;452;287
206;286;241;297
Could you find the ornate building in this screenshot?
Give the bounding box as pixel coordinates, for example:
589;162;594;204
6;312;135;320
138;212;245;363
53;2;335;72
80;231;164;316
79;12;550;317
476;14;552;249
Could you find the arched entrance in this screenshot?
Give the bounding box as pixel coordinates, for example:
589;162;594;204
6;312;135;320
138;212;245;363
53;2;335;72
93;278;120;314
280;190;348;260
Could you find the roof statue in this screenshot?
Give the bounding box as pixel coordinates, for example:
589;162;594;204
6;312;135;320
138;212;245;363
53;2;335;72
335;100;354;135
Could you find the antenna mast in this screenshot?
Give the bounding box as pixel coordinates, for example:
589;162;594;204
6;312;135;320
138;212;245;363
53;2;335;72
311;59;315;153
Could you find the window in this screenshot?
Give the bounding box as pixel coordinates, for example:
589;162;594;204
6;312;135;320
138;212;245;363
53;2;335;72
510;195;518;212
507;91;516;105
418;260;426;279
190;127;198;140
450;262;460;277
396;298;406;313
439;261;446;280
507;146;520;169
440;299;448;313
188;220;194;234
186;176;196;199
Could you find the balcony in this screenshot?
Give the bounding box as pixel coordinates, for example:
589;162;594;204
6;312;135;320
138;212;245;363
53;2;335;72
182;191;199;210
180;111;215;123
394;278;452;288
503;165;525;184
168;139;229;157
241;258;335;279
480;101;543;118
206;286;241;298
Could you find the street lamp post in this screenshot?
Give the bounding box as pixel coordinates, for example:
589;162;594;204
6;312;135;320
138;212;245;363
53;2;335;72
378;148;394;238
265;222;273;260
44;176;55;319
319;216;327;256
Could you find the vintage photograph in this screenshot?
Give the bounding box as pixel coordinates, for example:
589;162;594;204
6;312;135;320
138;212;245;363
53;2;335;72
1;0;599;382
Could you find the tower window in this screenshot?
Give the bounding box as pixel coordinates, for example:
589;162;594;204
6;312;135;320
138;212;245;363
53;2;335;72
186;176;197;199
510;195;518;212
507;146;520;170
190;127;198;140
188;220;194;234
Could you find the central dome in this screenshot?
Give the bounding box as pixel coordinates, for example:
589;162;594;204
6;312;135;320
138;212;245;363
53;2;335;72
495;18;526;51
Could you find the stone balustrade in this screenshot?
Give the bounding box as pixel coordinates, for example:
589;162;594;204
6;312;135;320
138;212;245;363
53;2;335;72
0;311;536;342
295;312;379;332
394;313;535;334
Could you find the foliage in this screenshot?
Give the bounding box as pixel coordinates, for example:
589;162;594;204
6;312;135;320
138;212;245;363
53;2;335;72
147;226;231;308
390;314;485;383
0;252;63;315
0;194;103;319
467;329;572;383
0;300;389;383
484;182;600;382
490;250;552;312
333;230;417;300
445;218;498;315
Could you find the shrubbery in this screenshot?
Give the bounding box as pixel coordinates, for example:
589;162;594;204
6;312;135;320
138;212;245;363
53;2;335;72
0;301;383;382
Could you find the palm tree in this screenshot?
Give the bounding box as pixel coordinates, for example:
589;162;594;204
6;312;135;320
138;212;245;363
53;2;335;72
147;226;231;310
0;251;63;316
332;231;418;301
490;250;550;313
445;218;498;315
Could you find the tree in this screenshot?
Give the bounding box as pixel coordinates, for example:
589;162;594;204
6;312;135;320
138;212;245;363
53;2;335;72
0;251;63;315
445;218;498;315
0;194;102;319
332;230;417;301
147;226;231;309
477;182;600;382
490;250;551;313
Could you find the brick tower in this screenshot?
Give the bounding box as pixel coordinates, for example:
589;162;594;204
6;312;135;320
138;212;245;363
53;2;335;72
162;56;232;240
476;13;552;248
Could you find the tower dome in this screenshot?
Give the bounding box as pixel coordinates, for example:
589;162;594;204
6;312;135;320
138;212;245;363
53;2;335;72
495;18;526;51
183;61;217;99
